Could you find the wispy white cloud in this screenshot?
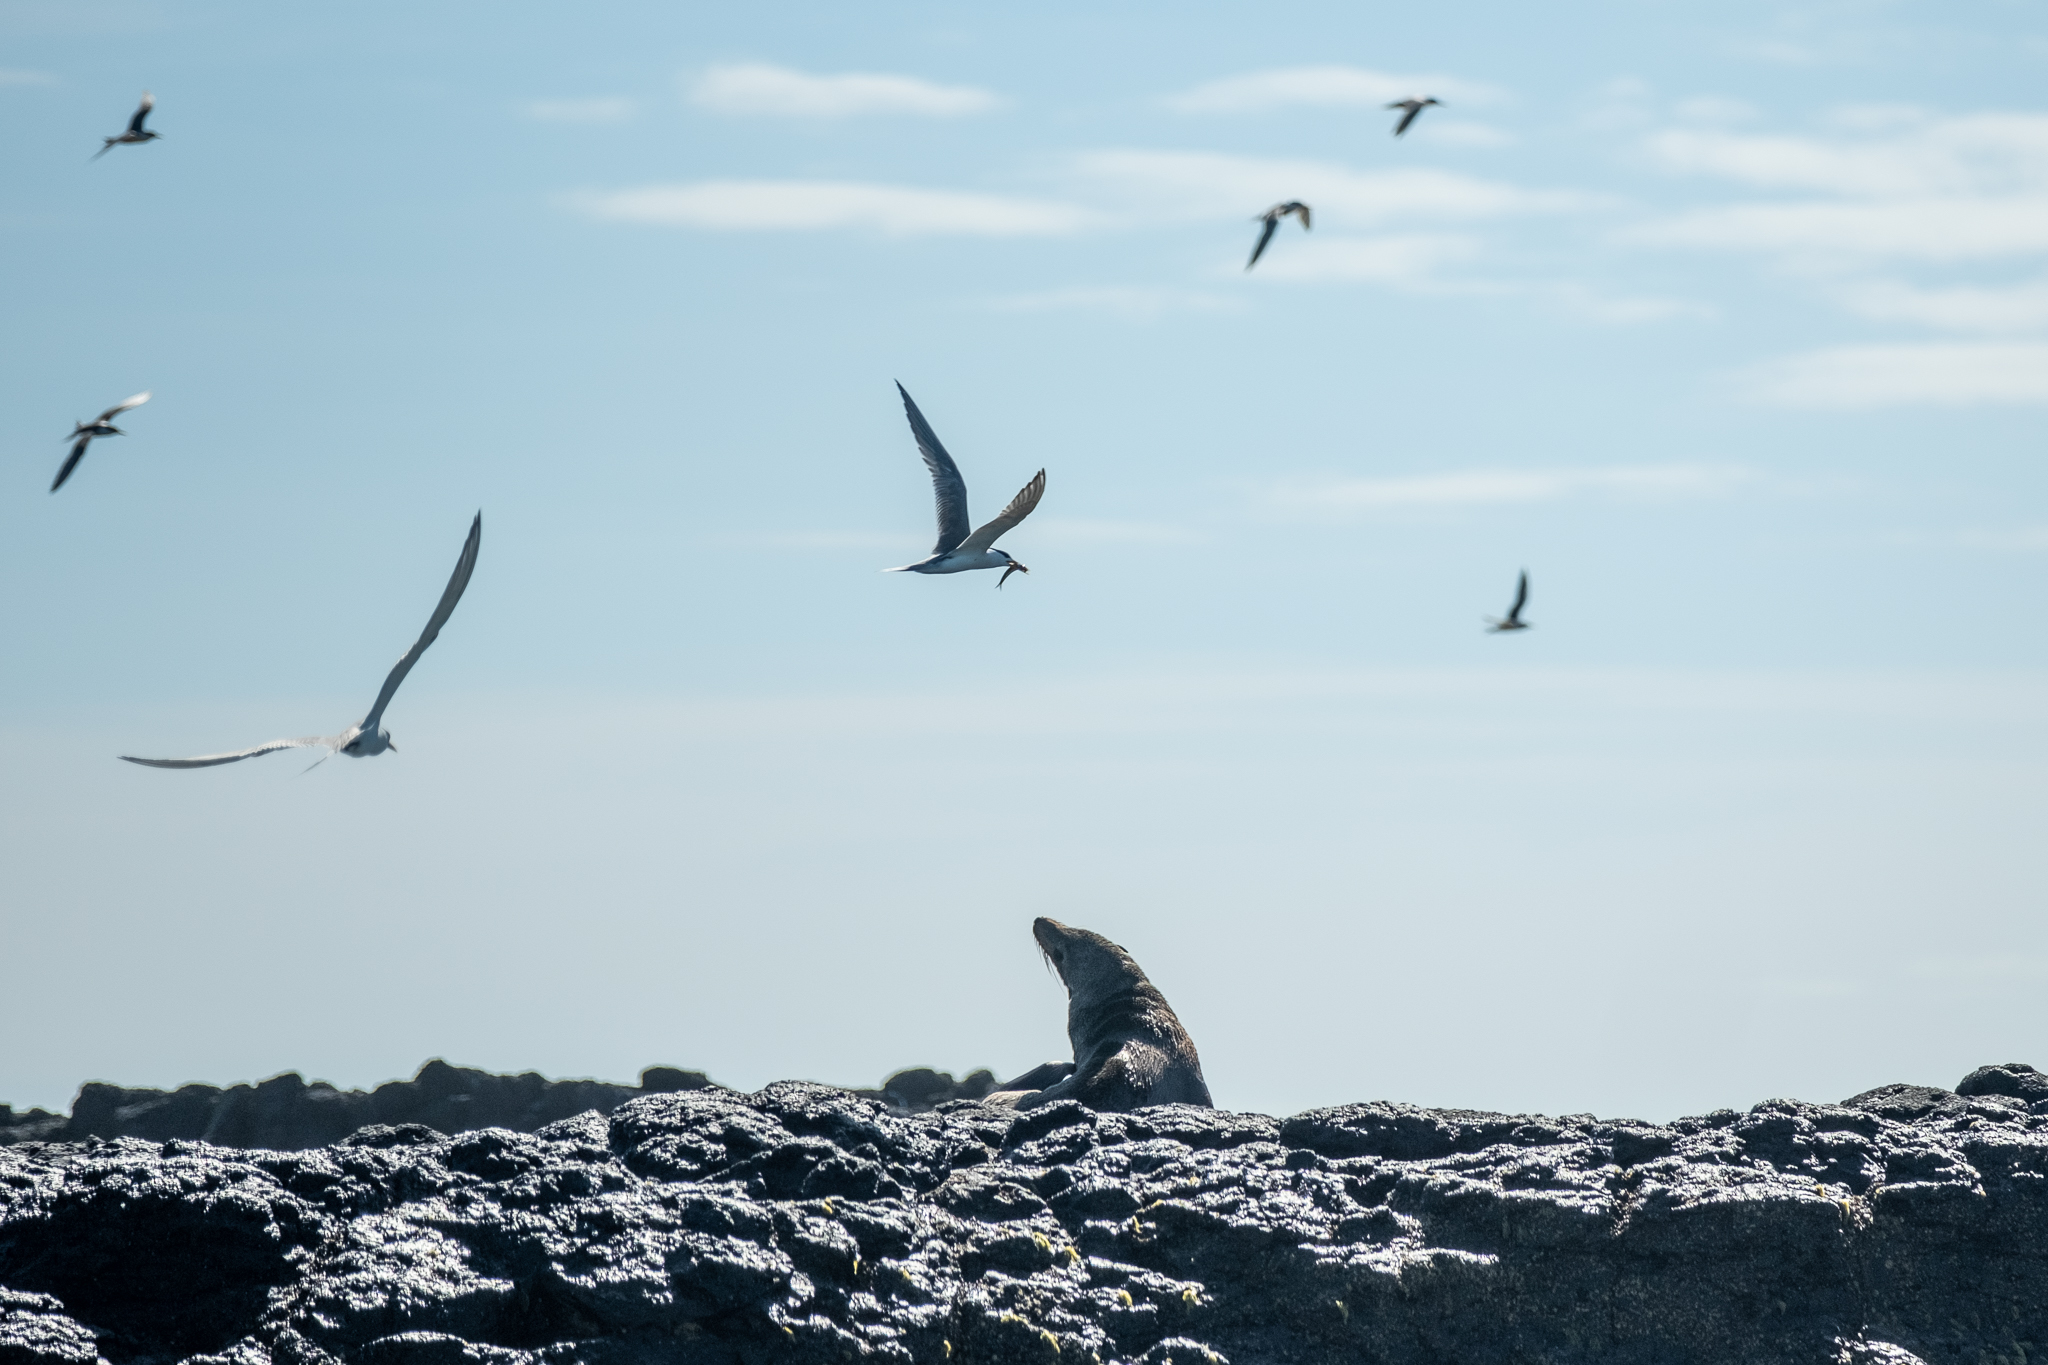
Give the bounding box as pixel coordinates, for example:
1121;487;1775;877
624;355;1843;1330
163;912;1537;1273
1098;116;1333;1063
1645;114;2048;198
0;69;58;87
1246;233;1480;285
1541;284;1717;324
1032;518;1199;545
1422;120;1517;149
1242;236;1707;320
526;97;634;124
1672;96;1759;126
984;286;1240;319
1632;110;2048;335
1626;196;2048;264
718;520;1196;551
1891;525;2048;552
1264;465;1752;516
1578;77;1656;134
689;63;998;118
1744;343;2048;407
1836;276;2048;332
1630;114;2048;264
573;148;1580;254
719;530;906;551
1071;149;1590;224
1163;65;1504;114
1905;954;2048;981
574;181;1090;236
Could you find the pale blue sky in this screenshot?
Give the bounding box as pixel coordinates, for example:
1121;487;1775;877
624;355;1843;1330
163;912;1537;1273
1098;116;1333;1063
3;0;2046;1121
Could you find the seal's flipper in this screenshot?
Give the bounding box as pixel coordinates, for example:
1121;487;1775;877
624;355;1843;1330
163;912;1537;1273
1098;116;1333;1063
1001;1061;1076;1092
980;1060;1076;1110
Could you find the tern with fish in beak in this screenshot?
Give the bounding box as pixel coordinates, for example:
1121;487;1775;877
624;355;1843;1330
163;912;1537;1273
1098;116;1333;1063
884;382;1044;588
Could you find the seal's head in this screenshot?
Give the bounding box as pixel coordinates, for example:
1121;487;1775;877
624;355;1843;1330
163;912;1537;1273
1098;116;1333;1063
1033;917;1144;1000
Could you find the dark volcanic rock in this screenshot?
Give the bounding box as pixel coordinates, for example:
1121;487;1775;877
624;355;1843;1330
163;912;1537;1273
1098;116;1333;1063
2;1067;2045;1363
1;1063;1004;1153
851;1067;1001;1114
1956;1061;2048;1106
0;1062;710;1153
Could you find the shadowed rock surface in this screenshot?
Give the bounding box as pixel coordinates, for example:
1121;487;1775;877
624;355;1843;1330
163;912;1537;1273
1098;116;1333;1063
2;1064;2045;1363
0;1063;999;1152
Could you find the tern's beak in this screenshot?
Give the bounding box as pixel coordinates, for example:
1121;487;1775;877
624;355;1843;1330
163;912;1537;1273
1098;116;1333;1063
388;742;398;752
998;560;1029;589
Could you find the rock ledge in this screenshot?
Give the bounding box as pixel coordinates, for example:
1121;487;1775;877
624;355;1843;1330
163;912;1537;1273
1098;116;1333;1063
2;1065;2044;1364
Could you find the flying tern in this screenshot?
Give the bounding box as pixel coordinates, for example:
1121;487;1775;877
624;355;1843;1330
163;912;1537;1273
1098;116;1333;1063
1487;571;1531;633
1246;201;1311;270
121;512;482;769
885;383;1044;587
1387;97;1442;136
53;392;150;492
93;92;160;159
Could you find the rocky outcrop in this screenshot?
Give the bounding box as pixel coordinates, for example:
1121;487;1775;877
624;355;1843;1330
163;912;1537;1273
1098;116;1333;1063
2;1064;2045;1363
0;1062;1000;1152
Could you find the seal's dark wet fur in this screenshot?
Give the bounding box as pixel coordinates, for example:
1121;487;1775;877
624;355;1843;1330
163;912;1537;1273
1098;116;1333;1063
985;917;1212;1112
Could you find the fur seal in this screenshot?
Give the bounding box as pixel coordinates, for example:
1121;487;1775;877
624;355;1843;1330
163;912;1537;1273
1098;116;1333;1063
984;917;1212;1112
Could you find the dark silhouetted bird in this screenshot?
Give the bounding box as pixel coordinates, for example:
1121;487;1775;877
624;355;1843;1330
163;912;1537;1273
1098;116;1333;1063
94;92;160;159
1387;97;1441;136
1487;571;1531;633
1246;201;1311;270
53;391;150;492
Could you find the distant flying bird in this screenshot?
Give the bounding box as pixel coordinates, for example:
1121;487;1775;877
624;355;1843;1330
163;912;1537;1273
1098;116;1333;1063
1387;97;1441;136
1246;201;1311;271
121;512;482;770
1487;571;1531;633
93;92;160;159
886;383;1044;587
52;391;150;492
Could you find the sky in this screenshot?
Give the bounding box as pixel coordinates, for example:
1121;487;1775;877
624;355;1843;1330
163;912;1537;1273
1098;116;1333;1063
3;0;2046;1125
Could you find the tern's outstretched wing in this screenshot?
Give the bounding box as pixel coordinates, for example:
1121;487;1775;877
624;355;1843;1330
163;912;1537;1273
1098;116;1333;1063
1507;571;1528;622
51;438;91;493
1291;202;1311;230
128;92;154;133
360;511;482;734
958;469;1046;554
1393;104;1423;136
897;383;972;555
120;735;338;769
1246;216;1280;270
96;392;150;424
